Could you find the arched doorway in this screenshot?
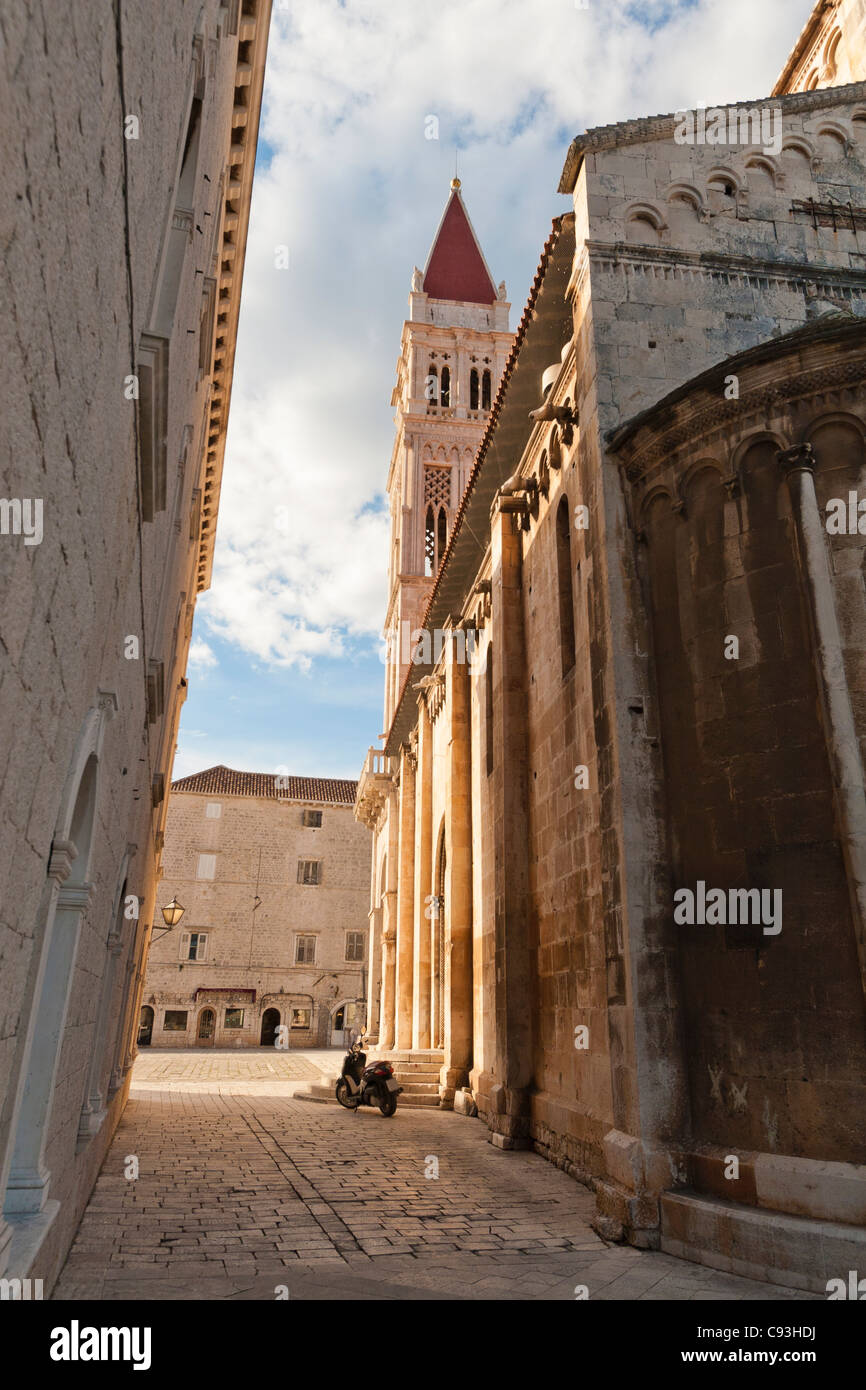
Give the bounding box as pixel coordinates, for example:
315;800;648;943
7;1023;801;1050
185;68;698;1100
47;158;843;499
433;827;446;1049
138;1006;154;1047
196;1008;215;1047
260;1008;280;1046
4;747;100;1216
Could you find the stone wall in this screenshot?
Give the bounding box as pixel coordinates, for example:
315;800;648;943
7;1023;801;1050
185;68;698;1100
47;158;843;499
0;0;270;1290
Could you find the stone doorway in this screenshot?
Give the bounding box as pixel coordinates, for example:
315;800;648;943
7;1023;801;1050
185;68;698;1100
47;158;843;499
196;1008;215;1047
260;1008;280;1046
138;1006;154;1047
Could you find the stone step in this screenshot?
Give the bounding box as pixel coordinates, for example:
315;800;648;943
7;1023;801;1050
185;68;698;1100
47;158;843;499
293;1082;439;1108
660;1188;866;1294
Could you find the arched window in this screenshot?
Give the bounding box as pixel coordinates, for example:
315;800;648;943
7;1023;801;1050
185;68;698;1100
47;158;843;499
437;507;447;565
440;365;450;407
482;369;491;410
425;505;435;576
556;498;576;676
470;368;479;410
485;642;494;776
426;364;438;406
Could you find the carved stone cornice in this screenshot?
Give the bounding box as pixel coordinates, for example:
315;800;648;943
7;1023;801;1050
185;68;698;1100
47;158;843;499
615;358;866;488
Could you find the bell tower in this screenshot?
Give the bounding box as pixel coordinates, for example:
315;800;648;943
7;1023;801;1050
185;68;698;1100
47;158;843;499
382;180;512;731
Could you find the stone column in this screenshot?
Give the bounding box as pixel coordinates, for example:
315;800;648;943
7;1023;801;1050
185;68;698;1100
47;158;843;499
441;629;474;1104
779;442;866;997
378;785;400;1049
395;745;416;1049
413;698;433;1049
364;833;380;1042
488;494;533;1148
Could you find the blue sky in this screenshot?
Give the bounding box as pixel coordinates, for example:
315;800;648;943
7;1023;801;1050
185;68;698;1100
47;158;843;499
175;0;814;783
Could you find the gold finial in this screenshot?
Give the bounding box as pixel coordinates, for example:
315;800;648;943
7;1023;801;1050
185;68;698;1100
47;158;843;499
451;177;461;190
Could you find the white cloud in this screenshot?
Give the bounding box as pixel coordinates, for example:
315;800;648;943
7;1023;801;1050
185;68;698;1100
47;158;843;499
188;638;218;669
205;0;813;670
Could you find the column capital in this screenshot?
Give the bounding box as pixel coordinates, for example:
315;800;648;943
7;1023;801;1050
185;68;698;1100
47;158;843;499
777;442;816;476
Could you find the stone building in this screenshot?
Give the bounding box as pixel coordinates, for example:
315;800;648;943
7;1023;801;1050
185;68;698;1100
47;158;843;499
356;2;866;1291
0;1;270;1291
144;768;371;1049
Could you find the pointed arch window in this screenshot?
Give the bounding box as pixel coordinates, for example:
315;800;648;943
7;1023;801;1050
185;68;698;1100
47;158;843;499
470;368;479;410
556;498;576;676
440;365;450;407
426;363;438;406
425;504;449;576
481;369;492;410
425;505;436;576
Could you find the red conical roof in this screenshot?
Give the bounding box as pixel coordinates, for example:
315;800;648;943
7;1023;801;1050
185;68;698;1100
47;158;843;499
422;182;498;305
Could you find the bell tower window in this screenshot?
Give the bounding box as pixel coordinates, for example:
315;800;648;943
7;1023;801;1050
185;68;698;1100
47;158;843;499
482;369;491;410
426;364;438;406
470;368;479;410
425;506;436;576
440;365;450;407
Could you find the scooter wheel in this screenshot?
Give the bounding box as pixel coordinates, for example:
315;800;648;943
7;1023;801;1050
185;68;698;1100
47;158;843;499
379;1093;398;1117
336;1079;358;1109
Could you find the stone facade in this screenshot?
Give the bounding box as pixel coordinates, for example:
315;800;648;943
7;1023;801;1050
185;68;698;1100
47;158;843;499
357;1;866;1291
144;768;372;1048
0;0;270;1292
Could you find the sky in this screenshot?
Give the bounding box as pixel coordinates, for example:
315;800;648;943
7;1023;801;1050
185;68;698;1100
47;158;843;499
174;0;816;783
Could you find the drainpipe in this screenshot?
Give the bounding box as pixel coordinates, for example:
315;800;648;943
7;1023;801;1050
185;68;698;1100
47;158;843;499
778;442;866;999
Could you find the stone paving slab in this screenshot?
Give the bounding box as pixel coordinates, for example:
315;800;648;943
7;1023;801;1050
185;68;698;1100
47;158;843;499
52;1050;819;1302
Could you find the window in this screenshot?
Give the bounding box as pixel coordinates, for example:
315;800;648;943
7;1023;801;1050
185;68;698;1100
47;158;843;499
297;859;322;885
291;1008;311;1029
205;802;221;819
440;365;450;407
482;369;491;410
425;505;448;577
345;931;365;962
197;853;216;879
295;935;317;964
470;368;479;410
163;1010;188;1032
180;931;208;962
301;809;322;828
224;1008;244;1029
426;363;438;404
556;498;576;676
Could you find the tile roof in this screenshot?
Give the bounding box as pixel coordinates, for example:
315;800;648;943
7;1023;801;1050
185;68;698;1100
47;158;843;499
423;184;498;304
170;765;358;804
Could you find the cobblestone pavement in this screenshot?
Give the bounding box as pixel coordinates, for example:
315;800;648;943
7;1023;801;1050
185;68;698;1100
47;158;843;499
53;1050;817;1302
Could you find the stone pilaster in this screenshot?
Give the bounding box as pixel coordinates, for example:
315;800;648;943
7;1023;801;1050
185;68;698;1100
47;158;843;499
395;745;416;1049
441;631;474;1104
488;495;533;1148
413;699;433;1049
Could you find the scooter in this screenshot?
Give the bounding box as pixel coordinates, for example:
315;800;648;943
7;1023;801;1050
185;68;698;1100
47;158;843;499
336;1037;402;1116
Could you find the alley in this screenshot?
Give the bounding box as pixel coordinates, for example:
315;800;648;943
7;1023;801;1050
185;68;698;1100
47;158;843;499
53;1050;817;1302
